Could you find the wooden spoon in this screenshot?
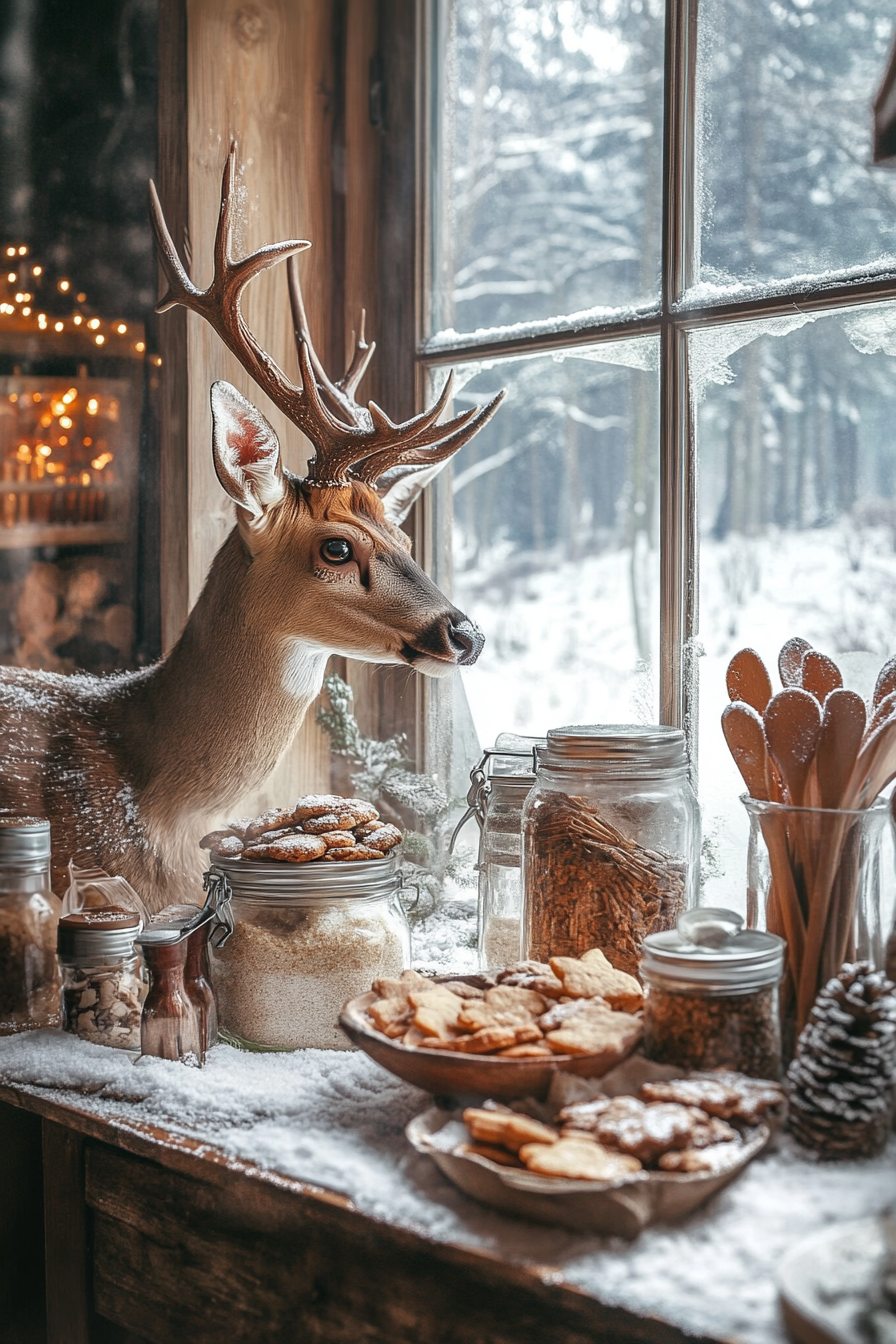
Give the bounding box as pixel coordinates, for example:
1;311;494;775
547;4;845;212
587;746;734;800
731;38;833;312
873;655;896;709
845;711;896;808
721;702;775;800
800;650;842;706
763;688;822;807
866;689;896;740
726;648;773;715
812;689;866;810
778;636;812;688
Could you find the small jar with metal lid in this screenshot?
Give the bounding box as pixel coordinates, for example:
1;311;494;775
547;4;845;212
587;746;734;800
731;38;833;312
522;725;699;974
0;816;62;1034
206;852;411;1051
641;908;785;1079
57;907;147;1050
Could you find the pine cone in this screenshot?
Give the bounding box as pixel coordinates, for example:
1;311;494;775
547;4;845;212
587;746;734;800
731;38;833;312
787;961;896;1159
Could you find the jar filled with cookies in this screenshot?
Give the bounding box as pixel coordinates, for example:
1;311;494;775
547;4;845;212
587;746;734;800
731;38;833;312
0;816;62;1034
641;908;785;1079
522;725;699;974
203;795;409;1051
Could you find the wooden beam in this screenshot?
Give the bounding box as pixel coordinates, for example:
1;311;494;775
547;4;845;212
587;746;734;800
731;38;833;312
43;1119;90;1344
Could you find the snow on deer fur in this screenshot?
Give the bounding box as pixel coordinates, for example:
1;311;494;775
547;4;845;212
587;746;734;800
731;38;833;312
0;146;503;911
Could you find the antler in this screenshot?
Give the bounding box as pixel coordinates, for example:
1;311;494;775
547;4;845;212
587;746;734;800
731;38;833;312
149;143;503;487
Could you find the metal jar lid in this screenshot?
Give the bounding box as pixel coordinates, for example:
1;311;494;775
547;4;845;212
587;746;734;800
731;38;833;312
538;724;687;773
0;815;51;865
57;906;142;964
208;850;401;903
641;908;785;993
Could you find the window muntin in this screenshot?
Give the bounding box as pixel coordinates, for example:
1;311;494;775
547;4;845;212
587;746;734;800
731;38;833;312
693;0;896;302
430;0;665;341
430;340;660;744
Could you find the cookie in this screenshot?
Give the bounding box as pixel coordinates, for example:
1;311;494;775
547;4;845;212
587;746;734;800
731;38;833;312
538;999;591;1033
340;799;380;825
545;1001;643;1066
519;1137;642;1181
549;949;644;1012
264;834;327;863
373;969;431;999
457;996;543;1033
410;988;465;1041
291;794;349;821
368;996;414;1037
485;985;548;1016
323;844;383;861
460;1142;524;1168
451;1023;542;1054
497;1042;555;1058
304;812;363;833
495;963;564;998
657;1149;714;1173
401;1026;428;1048
199;828;241;851
588;1098;697;1164
318;830;356;849
438;981;486;1000
496;960;552;981
641;1072;784;1125
463;1108;559;1152
244;807;296;841
204;833;244;857
224;816;255;839
362;823;403;853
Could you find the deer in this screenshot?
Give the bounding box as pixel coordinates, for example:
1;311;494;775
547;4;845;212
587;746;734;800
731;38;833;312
0;145;502;911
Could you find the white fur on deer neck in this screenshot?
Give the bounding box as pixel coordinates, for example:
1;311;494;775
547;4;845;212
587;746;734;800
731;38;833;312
281;641;329;701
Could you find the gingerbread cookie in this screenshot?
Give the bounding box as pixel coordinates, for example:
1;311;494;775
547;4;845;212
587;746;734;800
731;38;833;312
549;948;644;1012
264;833;327;863
463;1108;559;1152
518;1137;641;1181
544;1000;642;1066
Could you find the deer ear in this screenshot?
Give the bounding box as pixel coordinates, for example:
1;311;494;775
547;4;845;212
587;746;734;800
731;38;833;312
376;461;449;526
210;381;285;520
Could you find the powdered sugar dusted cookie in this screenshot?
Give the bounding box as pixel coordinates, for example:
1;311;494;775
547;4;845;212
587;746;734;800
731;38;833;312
322;844;383;861
304;811;363;833
362;823;403;853
318;830;356;849
244;807;297;840
211;834;245;858
200;829;242;852
264;834;327;863
291;794;350;821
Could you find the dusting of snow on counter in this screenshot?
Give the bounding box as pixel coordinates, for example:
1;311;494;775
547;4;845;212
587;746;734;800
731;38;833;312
2;1030;895;1343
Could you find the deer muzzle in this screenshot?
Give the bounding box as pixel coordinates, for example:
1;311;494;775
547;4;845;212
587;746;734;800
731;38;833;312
402;612;485;671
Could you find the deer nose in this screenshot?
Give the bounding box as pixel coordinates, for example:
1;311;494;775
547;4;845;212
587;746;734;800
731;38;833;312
447;618;484;666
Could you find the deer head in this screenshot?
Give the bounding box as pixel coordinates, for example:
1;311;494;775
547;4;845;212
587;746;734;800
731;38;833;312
149;144;503;678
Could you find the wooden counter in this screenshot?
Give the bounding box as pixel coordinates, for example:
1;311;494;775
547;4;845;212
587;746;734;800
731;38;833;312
0;1083;717;1344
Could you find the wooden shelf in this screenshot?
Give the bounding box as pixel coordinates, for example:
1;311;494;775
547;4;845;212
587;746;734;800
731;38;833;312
0;522;128;550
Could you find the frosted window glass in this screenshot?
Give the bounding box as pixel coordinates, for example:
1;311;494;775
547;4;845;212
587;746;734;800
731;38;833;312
692;1;896;302
431;338;660;745
696;303;896;910
430;0;664;341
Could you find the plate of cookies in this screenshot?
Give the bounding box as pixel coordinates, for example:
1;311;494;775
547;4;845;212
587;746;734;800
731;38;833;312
339;948;646;1100
407;1070;782;1235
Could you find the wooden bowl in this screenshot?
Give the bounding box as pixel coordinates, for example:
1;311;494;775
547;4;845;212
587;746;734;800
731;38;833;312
338;976;641;1101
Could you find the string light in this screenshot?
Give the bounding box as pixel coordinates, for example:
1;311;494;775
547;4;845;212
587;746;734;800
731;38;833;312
87;318;100;330
31;265;41;276
62;389;77;403
76;292;86;303
54;321;63;332
37;444;51;458
5;247;15;258
21;307;30;316
8;393;16;403
59;415;72;429
94;334;104;345
58;435;68;446
6;273;15;283
80;471;90;486
58;279;69;292
73;314;82;326
115;322;127;334
87;398;98;415
83;436;93;447
17;246;27;255
91;452;113;470
135;341;145;353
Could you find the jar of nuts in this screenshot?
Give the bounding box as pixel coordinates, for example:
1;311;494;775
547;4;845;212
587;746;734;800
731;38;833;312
0;816;62;1034
57;908;147;1050
522;725;699;974
641;908;785;1079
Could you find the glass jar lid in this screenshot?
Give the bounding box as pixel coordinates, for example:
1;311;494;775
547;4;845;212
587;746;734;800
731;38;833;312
57;906;142;964
208;850;402;903
641;908;785;991
0;815;51;865
539;724;687;772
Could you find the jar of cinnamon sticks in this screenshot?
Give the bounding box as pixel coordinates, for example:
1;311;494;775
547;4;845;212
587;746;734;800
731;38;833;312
522;726;698;974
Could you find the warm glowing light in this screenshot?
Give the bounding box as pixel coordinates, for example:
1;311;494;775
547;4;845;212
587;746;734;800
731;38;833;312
51;400;65;415
58;435;68;446
39;414;52;428
54;321;63;332
94;334;104;345
87;318;100;330
32;392;41;402
135;341;145;353
91;452;113;470
21;307;30;316
151;355;163;367
16;444;30;462
32;266;41;276
37;314;47;329
17;246;27;256
73;314;82;326
8;393;16;403
14;293;25;303
62;389;77;403
47;462;64;476
83;436;93;447
87;398;99;415
59;415;72;429
6;273;15;283
0;303;13;315
80;471;91;486
5;248;14;258
115;323;127;334
58;280;70;292
77;292;86;303
37;444;51;458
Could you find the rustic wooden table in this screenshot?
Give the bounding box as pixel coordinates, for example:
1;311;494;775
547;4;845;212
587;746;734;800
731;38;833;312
0;1083;717;1344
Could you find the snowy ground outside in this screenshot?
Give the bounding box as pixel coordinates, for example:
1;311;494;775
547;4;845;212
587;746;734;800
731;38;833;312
453;519;896;928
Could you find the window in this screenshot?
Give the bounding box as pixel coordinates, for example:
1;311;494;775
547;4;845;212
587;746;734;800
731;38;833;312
420;0;896;897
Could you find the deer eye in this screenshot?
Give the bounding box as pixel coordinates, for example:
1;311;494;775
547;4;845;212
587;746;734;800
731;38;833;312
321;538;353;564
